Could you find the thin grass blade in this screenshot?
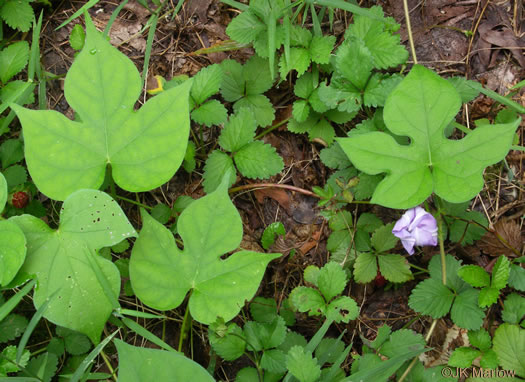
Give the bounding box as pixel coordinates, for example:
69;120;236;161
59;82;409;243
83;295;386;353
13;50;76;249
120;316;177;353
0;279;36;322
56;0;101;30
69;330;119;382
16;288;60;363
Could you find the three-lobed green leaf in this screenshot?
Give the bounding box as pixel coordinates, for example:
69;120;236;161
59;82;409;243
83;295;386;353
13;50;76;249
338;65;520;209
0;220;26;287
10;189;136;343
115;339;214;381
12;15;191;201
129;177;281;324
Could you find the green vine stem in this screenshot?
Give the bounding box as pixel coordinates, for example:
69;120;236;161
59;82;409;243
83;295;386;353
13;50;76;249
100;350;118;382
254;118;290;140
178;294;193;352
438;213;447;286
398;211;446;382
403;0;418;64
113;194;152;210
227;332;264;382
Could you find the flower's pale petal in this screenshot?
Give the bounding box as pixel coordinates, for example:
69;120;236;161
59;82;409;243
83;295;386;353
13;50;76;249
413;227;438;246
408;206;428;231
392;227;412;240
417;215;438;230
392;206;438;255
392;213;412;233
400;237;416;255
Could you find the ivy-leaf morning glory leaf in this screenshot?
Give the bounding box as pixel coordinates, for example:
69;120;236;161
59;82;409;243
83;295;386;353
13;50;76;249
0;172;7;211
115;339;215;381
0;220;26;287
338;65;521;209
10;190;137;343
12;15;191;201
129;176;281;324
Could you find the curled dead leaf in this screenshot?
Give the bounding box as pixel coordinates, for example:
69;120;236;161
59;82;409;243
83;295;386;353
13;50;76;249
478;219;523;257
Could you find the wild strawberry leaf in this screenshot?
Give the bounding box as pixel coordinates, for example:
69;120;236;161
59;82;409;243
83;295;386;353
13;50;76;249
0;41;29;83
0;0;34;32
129;177;281;324
10;190;137;344
12;15;191;201
344;5;407;69
338;65;520;209
202;150;237;193
492;324;525;377
234;141;283;179
220;56;275;127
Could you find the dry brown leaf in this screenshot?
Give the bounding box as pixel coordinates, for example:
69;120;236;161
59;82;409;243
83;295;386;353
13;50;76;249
478;219;523;257
478;22;525;69
254;188;291;213
298;230;321;255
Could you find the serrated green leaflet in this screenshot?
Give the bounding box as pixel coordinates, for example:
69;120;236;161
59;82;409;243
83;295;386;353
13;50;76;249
408;278;454;318
202;150;236;193
286;346;321;382
502;293;525;325
0;0;34;32
234;141;283;178
114;339;215;381
10;190;137;343
491;255;510;290
244;316;286;351
190;64;227;127
344;5;407;70
204;109;283;191
0;41;29;84
0;314;28;343
492;324;525;377
458;265;490;288
379;329;425;359
218;108;257;152
12;15;191;201
338;65;521;209
129;177;281;324
371;223;398;252
317;262;347;301
378;254;412;283
209;323;245;361
261;222;285;250
220;56;275;127
451;288;484;329
290;286;325;316
354;252;377;283
0;220;26;287
448;347;481;368
468;329;492;352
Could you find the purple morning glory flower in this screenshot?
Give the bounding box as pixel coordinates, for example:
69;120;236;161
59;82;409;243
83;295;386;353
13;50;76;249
392;207;438;255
